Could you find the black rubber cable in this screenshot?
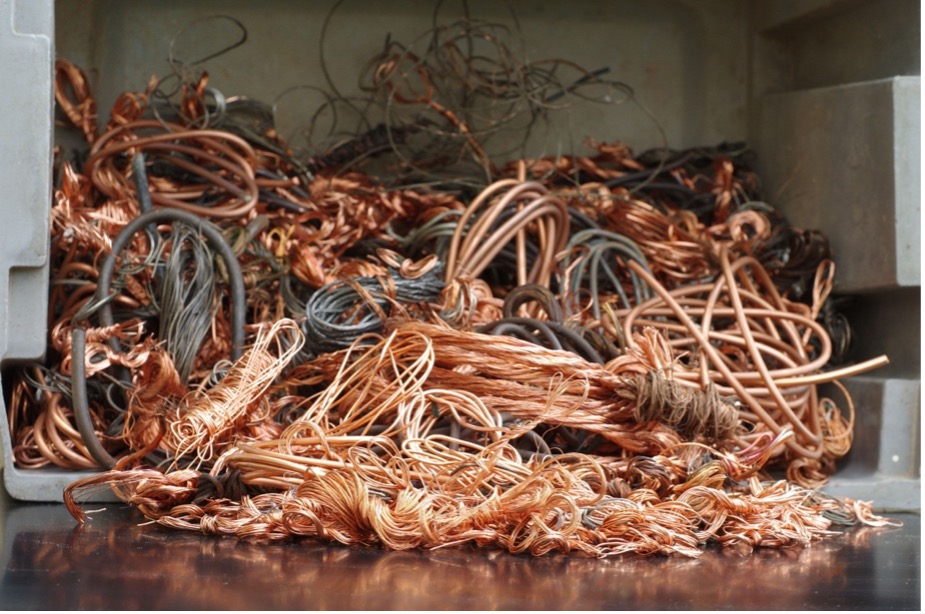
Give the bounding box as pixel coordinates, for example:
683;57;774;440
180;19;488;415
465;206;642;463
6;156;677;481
71;327;117;469
95;207;246;361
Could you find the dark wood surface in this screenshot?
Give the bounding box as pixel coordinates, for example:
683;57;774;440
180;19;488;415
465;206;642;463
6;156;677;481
1;475;919;610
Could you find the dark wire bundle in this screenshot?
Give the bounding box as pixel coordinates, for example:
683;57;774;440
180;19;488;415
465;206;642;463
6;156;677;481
304;256;445;353
478;284;618;365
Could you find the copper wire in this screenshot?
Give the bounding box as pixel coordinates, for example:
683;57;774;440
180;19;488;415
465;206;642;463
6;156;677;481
161;319;304;469
54;59;98;143
86;120;260;219
617;253;886;484
15;42;898;559
444;172;570;289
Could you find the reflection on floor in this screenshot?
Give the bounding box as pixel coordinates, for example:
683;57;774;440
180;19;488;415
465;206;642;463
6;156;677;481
1;482;920;610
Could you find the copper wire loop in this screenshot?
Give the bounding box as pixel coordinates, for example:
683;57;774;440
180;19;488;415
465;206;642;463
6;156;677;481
13;37;894;559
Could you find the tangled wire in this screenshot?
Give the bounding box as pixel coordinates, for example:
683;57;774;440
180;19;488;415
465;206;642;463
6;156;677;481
5;10;898;559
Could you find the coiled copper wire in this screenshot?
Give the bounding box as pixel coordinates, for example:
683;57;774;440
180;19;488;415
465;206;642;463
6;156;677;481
86;120;260;219
16;49;897;559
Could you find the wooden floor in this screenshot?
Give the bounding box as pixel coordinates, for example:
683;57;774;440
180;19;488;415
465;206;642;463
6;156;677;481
1;476;919;610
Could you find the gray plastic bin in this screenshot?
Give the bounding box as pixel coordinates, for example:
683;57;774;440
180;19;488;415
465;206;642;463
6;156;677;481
0;0;920;509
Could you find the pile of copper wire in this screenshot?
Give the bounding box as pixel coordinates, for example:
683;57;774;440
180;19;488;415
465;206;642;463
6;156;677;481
5;46;898;559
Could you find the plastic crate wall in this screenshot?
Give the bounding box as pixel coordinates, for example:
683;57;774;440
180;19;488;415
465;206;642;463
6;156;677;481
0;0;919;508
0;0;55;500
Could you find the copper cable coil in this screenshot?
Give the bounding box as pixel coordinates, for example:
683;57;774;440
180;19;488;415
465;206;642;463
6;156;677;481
10;49;897;558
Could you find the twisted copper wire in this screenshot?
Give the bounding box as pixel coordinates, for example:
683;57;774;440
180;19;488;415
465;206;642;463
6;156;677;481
22;50;897;558
616;252;886;485
54;59;97;143
161;319;304;469
65;450;881;557
603;198;712;285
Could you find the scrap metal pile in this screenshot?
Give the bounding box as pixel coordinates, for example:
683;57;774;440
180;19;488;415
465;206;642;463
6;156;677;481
7;16;895;557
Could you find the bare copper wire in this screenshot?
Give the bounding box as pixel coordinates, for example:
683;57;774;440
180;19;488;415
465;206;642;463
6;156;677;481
444;170;570;288
86;120;260;219
160;319;304;469
614;251;887;486
54;59;98;143
23;54;898;559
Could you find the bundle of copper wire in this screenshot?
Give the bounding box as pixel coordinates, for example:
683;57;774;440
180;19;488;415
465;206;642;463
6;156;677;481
5;50;897;560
